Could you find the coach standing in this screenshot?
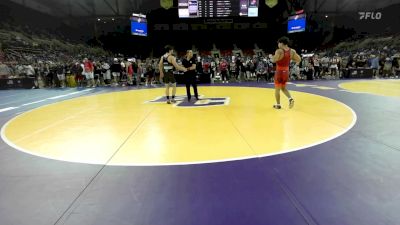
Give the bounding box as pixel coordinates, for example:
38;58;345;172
182;50;199;102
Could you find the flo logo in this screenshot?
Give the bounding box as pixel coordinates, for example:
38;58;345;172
359;12;382;20
145;95;230;108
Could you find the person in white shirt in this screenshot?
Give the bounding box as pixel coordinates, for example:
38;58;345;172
25;64;35;77
330;56;339;79
0;63;12;79
321;56;329;77
383;57;393;77
26;64;38;88
313;55;321;79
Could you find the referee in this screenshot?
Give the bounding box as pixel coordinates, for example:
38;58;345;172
182;50;199;102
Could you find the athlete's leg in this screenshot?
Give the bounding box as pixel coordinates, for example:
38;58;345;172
172;82;177;97
193;83;199;100
275;87;281;105
186;80;191;101
171;83;177;103
281;86;292;99
165;83;171;103
282;86;295;108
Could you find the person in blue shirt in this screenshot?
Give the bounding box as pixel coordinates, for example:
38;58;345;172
370;54;380;78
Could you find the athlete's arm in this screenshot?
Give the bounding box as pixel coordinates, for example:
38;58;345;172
170;56;187;72
159;57;164;78
271;49;283;63
291;49;302;65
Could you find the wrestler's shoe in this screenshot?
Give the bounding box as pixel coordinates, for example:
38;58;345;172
273;104;282;109
289;98;295;109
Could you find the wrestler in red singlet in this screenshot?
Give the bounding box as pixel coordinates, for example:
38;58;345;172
275;48;291;88
271;37;301;109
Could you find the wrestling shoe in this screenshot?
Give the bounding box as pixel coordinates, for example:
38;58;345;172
289;98;295;109
273;104;282;109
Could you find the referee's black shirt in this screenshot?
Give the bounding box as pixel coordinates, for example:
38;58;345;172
182;57;196;75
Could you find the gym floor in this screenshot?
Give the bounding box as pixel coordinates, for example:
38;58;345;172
0;79;399;225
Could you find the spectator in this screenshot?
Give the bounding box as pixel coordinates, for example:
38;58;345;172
126;59;134;86
110;58;121;86
330;55;339;79
370;54;380;78
313;55;321;79
383;57;393;77
56;63;65;88
219;58;229;83
93;61;102;87
145;60;154;87
256;58;267;82
101;61;111;86
71;62;83;87
320;55;329;77
83;58;95;88
0;62;12;79
153;59;160;85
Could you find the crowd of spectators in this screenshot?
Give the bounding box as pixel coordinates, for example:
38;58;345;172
1;29;399;89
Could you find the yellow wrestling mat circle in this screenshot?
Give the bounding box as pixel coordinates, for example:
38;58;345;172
339;79;400;98
1;87;356;166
